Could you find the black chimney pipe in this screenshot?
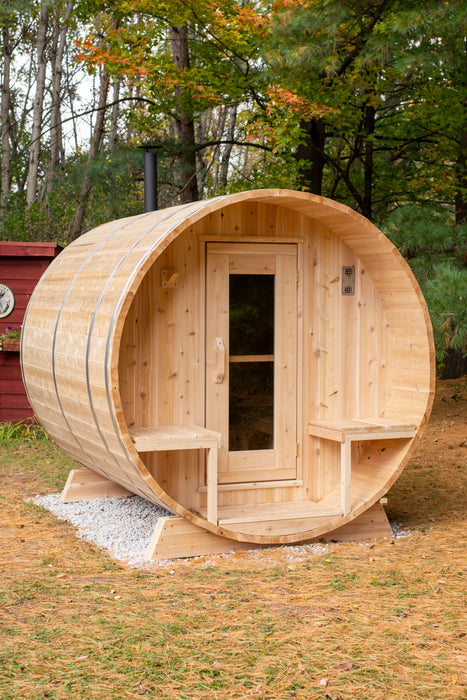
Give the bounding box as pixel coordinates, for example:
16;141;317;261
143;147;158;212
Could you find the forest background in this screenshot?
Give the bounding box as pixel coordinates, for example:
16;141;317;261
0;0;465;377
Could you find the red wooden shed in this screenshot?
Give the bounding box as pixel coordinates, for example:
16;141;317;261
0;242;62;422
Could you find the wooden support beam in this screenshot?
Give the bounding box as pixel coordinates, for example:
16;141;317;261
61;468;133;503
324;501;393;542
341;439;352;515
206;445;218;525
146;516;253;560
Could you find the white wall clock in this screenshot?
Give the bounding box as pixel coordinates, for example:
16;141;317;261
0;283;15;318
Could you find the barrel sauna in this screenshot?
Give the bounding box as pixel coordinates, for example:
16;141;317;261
21;190;435;545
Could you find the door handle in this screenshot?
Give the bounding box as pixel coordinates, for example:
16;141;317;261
215;337;225;383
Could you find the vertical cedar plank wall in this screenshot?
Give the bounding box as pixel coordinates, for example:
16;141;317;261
119;233;203;509
118;201;396;511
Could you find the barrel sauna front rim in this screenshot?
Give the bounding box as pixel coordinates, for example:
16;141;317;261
21;190;435;545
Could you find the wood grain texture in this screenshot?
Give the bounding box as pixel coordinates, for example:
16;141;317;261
61;467;133;502
146;502;393;560
21;190;435;545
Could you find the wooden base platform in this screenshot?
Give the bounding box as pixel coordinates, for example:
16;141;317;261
60;468;393;561
61;468;133;503
146;501;392;560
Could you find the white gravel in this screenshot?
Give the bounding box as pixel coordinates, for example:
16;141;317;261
30;493;335;567
31;493;173;567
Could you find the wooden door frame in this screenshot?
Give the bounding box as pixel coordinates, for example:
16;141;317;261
203;239;303;487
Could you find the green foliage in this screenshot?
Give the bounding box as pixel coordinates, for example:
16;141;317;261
72;146;144;236
0;0;35;24
224;151;298;195
4;0;464;227
0;420;50;444
266;0;466;217
383;205;467;369
0;326;20;340
383;205;464;274
0;190;77;245
0;146;145;244
425;264;467;359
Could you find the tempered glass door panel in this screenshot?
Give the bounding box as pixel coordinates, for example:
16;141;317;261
229;274;274;359
228;358;274;451
206;243;297;484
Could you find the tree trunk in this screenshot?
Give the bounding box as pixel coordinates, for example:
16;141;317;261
170;25;198;203
441;347;467;379
71;66;110;239
108;78;120;150
363;103;375;220
26;2;49;207
46;0;73;194
1;24;12;213
295;118;326;195
455;120;467;225
125;81;138;144
208;107;225;194
219;105;237;191
455;41;467;225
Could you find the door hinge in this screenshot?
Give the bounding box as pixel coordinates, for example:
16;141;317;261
296;442;299;457
296;269;300;284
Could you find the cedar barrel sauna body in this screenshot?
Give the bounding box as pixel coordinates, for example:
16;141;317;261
21;190;435;545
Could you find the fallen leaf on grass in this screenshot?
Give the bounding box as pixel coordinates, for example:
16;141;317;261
212;661;227;672
132;682;149;695
333;660;353;671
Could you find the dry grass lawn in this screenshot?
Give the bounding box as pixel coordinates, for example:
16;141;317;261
0;377;466;699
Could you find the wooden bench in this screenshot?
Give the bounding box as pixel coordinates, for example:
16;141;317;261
129;425;221;525
308;418;417;516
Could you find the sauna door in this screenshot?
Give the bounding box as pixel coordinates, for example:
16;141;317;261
206;243;298;484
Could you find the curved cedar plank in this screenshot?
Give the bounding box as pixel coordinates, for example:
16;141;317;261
21;191;435;544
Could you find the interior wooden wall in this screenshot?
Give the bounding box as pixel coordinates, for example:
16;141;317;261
119;201;393;511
